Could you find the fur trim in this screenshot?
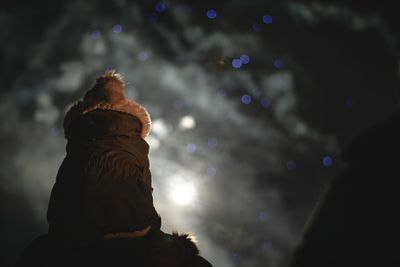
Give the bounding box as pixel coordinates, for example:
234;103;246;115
63;98;151;139
172;232;200;256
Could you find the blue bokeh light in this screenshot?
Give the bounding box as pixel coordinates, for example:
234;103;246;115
261;98;270;108
286;160;296;171
252;23;262;32
91;30;101;39
206;9;217;19
113;24;122;33
274;58;284;69
262;15;273;24
232;59;242;69
259;211;269;221
240;54;250;64
206;166;217;177
323;156;333;167
207;138;218;148
186;143;197;153
155;3;167;12
241;94;252;104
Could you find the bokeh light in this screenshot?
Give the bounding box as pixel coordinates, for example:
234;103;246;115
274;58;284;69
169;178;196;205
232;58;242;69
262;15;273;24
323;156;333;167
241;94;252;104
206;9;217;19
179;115;196;130
112;24;122;33
240;54;250;64
186;143;197;153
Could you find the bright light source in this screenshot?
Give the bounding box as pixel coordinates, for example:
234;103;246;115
170;179;196;205
179;115;196;130
152;119;169;138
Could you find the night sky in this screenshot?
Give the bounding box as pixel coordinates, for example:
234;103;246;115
1;1;399;266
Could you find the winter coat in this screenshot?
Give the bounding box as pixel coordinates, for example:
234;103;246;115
16;216;212;267
16;108;212;267
47;108;159;242
290;112;400;267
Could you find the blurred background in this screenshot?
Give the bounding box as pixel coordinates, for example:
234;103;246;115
1;0;399;266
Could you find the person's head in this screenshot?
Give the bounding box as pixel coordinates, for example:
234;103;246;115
63;70;152;140
84;70;126;104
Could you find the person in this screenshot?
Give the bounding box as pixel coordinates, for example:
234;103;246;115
16;70;213;267
289;111;400;266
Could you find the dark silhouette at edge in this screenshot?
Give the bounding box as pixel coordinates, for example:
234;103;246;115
290;111;400;266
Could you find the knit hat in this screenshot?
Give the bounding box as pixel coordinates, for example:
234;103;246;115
63;70;151;139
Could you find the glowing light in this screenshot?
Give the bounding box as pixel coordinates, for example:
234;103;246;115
240;54;250;64
259;211;269;221
207;138;218;148
170;179;196;205
91;30;101;39
206;9;217;19
179;115;196;130
206;166;217;177
323;156;333;167
186;143;197;153
274;58;284;69
286;160;296;171
232;59;242;69
241;94;252;104
252;23;262;32
152;119;169;138
137;51;149;61
113;24;122;33
155;3;167;12
261;98;270;108
262;15;273;24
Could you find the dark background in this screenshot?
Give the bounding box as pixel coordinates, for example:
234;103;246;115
1;1;399;266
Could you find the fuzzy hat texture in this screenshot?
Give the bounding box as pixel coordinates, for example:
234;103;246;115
63;70;151;139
